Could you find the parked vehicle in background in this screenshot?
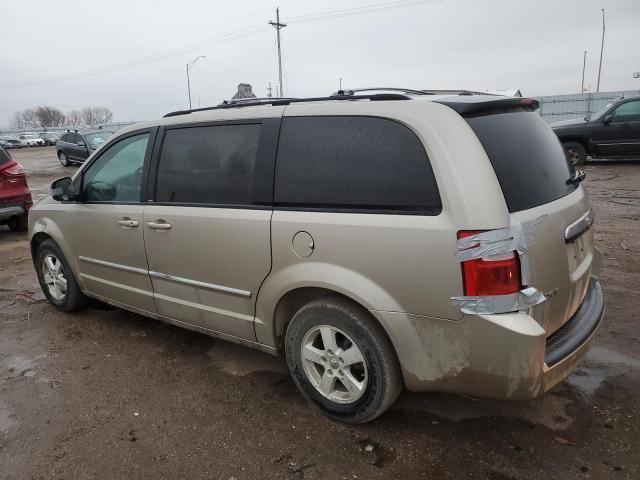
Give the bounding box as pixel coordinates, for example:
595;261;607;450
552;94;640;165
0;145;32;231
18;133;45;147
0;136;24;149
39;132;60;146
30;90;604;423
56;129;114;165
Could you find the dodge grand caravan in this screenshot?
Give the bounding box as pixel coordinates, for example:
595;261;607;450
29;89;604;423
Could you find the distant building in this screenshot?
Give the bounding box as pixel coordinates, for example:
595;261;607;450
232;83;257;100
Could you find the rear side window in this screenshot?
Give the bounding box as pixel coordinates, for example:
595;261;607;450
156;124;261;205
274;116;441;213
466;111;576;212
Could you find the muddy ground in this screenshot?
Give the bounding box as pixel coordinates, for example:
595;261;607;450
1;146;639;479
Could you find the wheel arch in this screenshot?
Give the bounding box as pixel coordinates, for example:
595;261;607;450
559;135;592;154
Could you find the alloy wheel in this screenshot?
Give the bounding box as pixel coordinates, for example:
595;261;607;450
42;254;67;301
300;325;368;404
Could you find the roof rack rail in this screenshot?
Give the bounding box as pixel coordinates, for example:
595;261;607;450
421;89;492;96
331;87;433;97
220;96;296;105
163;93;410;118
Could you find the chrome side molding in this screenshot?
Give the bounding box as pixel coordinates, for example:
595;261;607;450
148;271;252;298
565;209;594;244
78;256;252;298
78;256;149;275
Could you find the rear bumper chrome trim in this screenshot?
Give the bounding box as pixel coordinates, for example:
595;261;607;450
148;271;252;298
565;208;594;243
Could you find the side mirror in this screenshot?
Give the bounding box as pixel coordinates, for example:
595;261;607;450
602;114;613;124
51;177;77;202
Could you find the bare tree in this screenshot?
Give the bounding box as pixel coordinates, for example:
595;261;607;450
9;111;25;129
66;110;83;127
81;106;113;126
21;109;39;129
34;106;66;128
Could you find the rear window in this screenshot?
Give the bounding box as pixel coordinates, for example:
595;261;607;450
0;146;11;165
466;111;576;212
274;116;441;213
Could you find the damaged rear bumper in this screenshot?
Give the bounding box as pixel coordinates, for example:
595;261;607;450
373;276;604;399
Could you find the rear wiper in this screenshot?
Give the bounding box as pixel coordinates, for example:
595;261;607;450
566;170;586;186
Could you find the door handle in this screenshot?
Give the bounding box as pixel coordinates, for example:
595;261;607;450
117;218;139;228
147;221;172;230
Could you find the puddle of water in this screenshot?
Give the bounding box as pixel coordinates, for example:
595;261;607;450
566;346;640;397
585;346;640;369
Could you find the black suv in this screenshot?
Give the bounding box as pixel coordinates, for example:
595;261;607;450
56;129;114;166
552;95;640;165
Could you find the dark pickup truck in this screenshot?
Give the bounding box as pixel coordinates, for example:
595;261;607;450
552;95;640;165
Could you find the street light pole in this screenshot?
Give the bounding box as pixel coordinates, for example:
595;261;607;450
596;9;605;93
186;56;206;110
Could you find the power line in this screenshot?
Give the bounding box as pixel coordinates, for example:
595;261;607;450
288;0;444;24
1;24;269;89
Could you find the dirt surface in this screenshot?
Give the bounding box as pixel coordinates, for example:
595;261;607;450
1;147;639;479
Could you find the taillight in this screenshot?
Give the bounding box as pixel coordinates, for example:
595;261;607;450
458;230;522;296
1;162;25;176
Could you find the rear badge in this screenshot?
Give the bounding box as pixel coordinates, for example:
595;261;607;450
544;288;559;299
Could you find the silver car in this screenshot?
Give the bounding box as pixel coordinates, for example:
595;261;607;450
29;90;604;423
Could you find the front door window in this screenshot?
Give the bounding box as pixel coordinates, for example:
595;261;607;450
82;133;149;203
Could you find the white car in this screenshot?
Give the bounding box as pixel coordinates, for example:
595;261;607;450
18;133;45;147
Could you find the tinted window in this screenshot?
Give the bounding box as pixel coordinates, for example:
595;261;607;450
0;146;11;165
74;134;84;145
612;101;640;122
60;134;69;142
83;133;149;202
274;116;441;213
156;124;261;205
466;111;576;212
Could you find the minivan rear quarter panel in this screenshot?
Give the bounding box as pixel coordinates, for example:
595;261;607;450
255;101;514;347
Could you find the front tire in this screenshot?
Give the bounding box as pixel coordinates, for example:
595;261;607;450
563;141;587;166
285;296;402;424
58;151;70;166
35;239;89;312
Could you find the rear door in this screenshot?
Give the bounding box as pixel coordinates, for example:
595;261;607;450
142;118;280;341
466;110;595;334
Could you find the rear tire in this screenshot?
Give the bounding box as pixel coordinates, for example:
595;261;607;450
563;142;587;166
35;239;89;312
284;296;402;424
7;215;28;232
58;151;70;167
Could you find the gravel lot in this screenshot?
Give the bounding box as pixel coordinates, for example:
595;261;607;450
1;146;639;479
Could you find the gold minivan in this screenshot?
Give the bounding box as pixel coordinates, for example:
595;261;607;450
29;90;604;423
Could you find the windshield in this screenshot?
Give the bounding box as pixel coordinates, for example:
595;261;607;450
589;102;613;121
24;134;38;139
84;131;113;147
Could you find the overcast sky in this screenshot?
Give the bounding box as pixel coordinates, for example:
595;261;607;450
1;0;638;125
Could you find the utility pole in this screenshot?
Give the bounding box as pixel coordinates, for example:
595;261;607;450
581;50;587;93
269;7;287;97
596;8;605;93
339;77;342;91
267;82;273;97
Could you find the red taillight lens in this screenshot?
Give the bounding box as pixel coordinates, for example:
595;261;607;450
1;162;25;176
458;230;522;296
